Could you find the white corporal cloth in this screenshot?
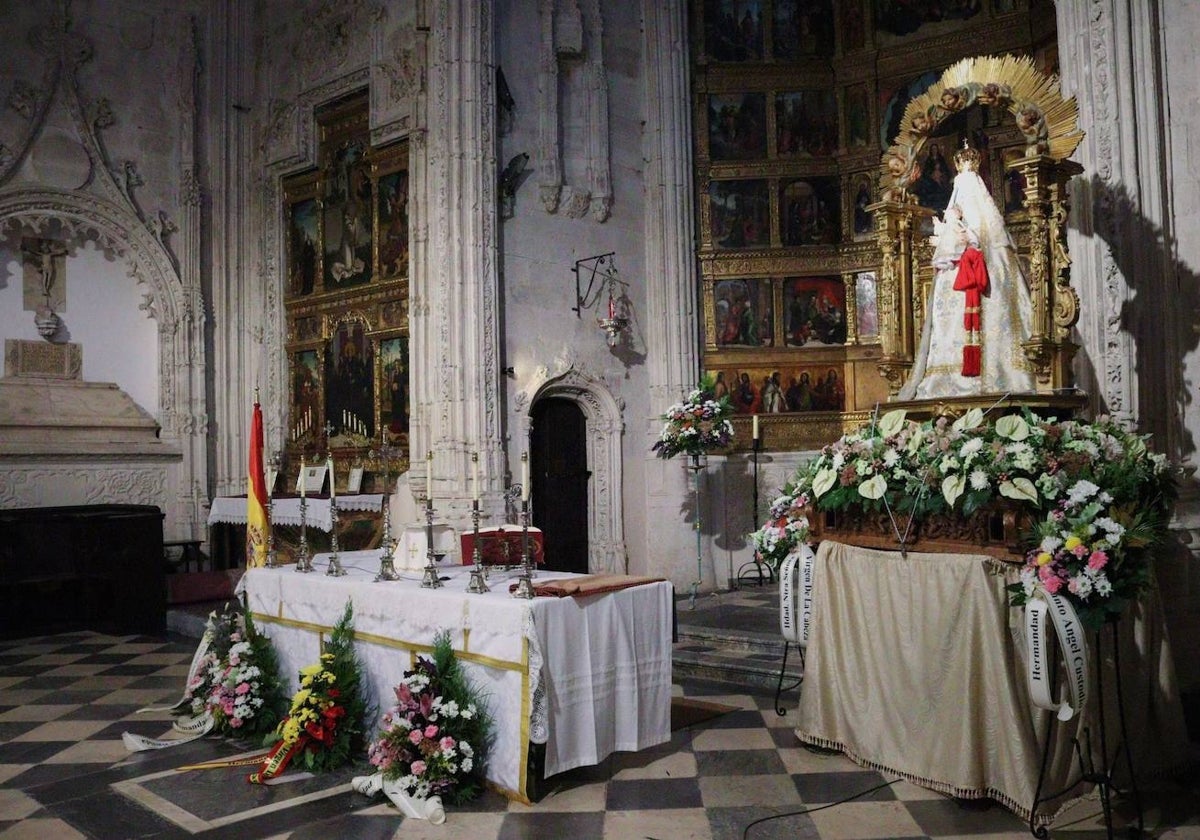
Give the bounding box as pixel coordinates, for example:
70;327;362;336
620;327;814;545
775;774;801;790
237;557;672;802
207;495;383;532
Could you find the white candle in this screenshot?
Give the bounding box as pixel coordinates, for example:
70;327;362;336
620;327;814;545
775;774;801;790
327;456;336;500
752;414;760;441
426;450;433;502
521;452;530;502
472;452;480;502
300;457;306;499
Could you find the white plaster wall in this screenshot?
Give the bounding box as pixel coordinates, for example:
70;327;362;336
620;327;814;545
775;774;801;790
0;242;158;416
1160;0;1200;690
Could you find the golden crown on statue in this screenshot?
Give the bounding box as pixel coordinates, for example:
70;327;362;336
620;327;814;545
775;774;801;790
953;140;981;173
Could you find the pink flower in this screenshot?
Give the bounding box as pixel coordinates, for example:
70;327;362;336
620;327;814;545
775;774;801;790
440;736;456;751
410;760;427;776
1043;575;1063;594
408;729;424;745
1087;551;1108;570
230;716;243;728
235;682;251;695
229;654;240;667
1072;543;1089;558
424;725;439;739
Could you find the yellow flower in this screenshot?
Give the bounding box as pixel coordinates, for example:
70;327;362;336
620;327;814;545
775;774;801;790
300;675;313;688
290;689;311;712
1064;536;1082;551
1036;552;1052;566
299;663;323;678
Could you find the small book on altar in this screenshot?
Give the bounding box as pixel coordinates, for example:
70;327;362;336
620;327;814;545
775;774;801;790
460;525;545;566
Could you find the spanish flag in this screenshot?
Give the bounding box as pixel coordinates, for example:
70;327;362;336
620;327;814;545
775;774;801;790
246;396;270;568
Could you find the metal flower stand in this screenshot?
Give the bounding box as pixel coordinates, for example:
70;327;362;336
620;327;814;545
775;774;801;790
685;451;706;610
1027;617;1141;839
737;435;775;587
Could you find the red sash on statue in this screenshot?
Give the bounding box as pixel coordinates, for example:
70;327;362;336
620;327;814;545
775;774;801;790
952;246;989;377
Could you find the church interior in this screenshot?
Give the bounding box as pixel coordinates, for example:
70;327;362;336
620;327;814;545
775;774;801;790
2;0;1200;837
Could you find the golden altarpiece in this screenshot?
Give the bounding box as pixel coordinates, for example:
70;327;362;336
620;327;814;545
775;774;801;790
691;1;1065;451
281;91;411;498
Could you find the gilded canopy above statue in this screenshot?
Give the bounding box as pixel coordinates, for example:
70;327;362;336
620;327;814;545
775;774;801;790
869;54;1086;406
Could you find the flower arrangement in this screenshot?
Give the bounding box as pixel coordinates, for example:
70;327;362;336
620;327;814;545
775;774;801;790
366;631;493;806
652;373;735;459
750;487;811;569
764;408;1175;628
250;601;366;783
180;603;286;740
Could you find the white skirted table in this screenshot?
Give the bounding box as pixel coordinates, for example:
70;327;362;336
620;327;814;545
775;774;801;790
207;495;384;532
795;541;1188;827
238;557;673;802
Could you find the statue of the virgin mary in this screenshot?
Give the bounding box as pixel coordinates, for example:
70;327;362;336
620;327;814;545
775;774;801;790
898;142;1036;400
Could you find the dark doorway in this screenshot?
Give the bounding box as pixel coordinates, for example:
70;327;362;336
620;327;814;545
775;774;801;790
531;398;589;574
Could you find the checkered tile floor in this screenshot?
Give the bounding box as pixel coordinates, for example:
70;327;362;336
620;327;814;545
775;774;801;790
1;630;1198;839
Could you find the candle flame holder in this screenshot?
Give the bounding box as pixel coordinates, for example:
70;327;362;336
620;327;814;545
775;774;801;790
420;498;443;589
325;497;347;576
295;496;314;573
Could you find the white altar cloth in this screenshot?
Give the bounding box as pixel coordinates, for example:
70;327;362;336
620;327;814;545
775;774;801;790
207;495;383;532
238;557;672;801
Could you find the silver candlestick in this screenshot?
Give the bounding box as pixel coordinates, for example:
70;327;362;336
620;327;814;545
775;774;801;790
511;500;535;599
265;452;281;568
326;495;346;576
466;497;490;593
420;497;443;588
374;447;400;582
295;495;314;572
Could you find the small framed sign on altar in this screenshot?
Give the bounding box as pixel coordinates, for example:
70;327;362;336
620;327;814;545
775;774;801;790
266;468;279;496
346;466;364;494
296;464;328;495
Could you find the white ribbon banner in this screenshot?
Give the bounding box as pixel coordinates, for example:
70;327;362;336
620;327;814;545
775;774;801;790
133;629;213;715
121;711;215;752
779;544;816;647
1024;591;1089;721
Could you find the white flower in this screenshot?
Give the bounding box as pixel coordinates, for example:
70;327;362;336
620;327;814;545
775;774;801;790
960;437;984;459
812;468;838;499
969;468;990;491
1094;516;1126;542
999;477;1038;502
995;415;1030;441
942;474;966;507
952;408;984;432
883;448;900;468
877;409;907;438
1066;480;1100;506
1020;567;1038;598
1040;535;1063;553
939;455;960;474
858;475;887;500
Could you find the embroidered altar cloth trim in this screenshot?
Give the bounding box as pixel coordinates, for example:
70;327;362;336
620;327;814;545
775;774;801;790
207;495;383;531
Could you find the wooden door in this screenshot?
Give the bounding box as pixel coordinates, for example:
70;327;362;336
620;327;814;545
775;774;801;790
530;398;589;574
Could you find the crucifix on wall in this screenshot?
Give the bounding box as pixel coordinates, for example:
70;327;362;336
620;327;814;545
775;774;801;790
21;237;68;313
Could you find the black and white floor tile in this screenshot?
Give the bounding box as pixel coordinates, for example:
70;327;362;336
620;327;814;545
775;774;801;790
0;628;1197;839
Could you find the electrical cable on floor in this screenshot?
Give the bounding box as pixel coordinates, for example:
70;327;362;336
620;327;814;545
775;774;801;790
741;776;902;840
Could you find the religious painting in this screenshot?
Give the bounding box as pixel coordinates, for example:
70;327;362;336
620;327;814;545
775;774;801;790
378;335;410;445
845;84;871;149
325;318;375;440
710;365;846;414
323;137;374;289
776;91;837;157
714;278;773;348
850;172;874;239
1002;147;1027;215
780;178;840;246
880;70;939;149
855;271;879;340
708;94;767;160
772;0;834;59
705;0;763;61
783;276;847;347
291;350;321;442
839;0;866;51
709;179;770;249
285;187;319;297
375;144;410;280
874;0;981;37
910;140;956;213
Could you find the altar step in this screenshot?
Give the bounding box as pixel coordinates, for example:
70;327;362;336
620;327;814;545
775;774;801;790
672;587;803;694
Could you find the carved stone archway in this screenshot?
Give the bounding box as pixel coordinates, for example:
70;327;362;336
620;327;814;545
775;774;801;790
518;362;626;575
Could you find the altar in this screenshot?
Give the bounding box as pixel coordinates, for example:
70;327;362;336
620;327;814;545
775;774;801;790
795;541;1189;826
237;556;673;802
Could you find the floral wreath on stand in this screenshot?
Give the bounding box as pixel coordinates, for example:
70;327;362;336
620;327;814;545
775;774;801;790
353;631;494;824
249;601;366;783
181;602;288;740
651;373;735;460
756;407;1175;629
751;488;812;571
